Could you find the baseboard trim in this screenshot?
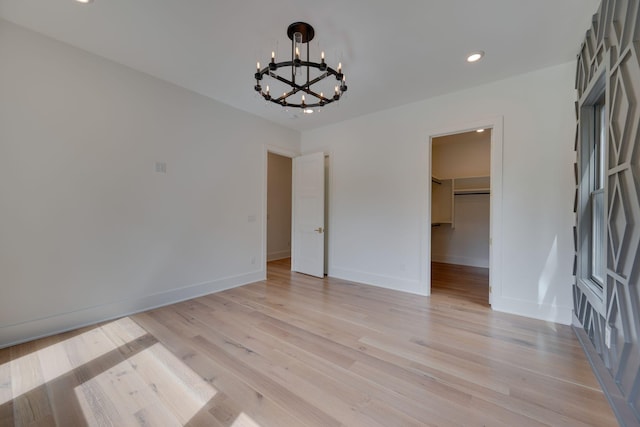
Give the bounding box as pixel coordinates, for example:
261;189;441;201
490;295;573;325
0;270;265;349
267;250;291;262
431;255;489;268
329;267;427;296
573;323;635;426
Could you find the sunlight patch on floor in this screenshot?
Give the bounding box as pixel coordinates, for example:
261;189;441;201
231;412;263;427
3;316;217;426
0;319;145;406
74;340;217;425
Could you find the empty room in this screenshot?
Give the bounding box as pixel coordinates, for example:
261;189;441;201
1;0;638;425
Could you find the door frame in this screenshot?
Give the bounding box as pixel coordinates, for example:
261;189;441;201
422;116;504;304
263;145;298;276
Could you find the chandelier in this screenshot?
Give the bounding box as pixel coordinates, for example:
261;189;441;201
254;22;347;111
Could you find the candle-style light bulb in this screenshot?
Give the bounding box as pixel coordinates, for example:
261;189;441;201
302;95;305;103
295;47;300;59
318;50;327;71
266;85;270;94
335;85;339;94
269;50;278;71
338;62;342;73
256;62;260;71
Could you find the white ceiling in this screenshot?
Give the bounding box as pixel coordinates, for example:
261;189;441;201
0;0;599;131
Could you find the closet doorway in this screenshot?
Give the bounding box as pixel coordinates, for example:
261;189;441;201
266;151;293;266
430;129;491;306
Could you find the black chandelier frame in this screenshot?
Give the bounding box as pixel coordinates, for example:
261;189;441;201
254;22;347;109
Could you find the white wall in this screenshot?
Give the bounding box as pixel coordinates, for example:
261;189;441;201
0;20;300;347
302;62;577;324
267;152;292;261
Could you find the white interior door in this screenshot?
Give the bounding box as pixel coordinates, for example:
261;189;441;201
292;152;325;278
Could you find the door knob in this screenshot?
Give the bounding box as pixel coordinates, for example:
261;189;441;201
314;227;324;233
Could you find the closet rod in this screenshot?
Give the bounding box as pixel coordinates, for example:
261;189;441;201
454;191;490;195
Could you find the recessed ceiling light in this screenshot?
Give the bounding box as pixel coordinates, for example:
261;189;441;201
303;108;314;114
476;129;485;133
467;51;484;63
75;0;94;4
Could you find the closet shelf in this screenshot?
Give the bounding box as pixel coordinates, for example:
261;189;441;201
432;175;490;228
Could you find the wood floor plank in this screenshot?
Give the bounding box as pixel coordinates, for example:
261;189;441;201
34;333;88;427
133;311;304;427
9;341;54;426
0;347;14;427
99;319;191;426
65;327;130;426
1;259;618;426
184;392;236;427
177;302;361;424
185;297;415;426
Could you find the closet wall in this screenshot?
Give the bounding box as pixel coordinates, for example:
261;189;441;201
267;152;292;261
431;131;491;268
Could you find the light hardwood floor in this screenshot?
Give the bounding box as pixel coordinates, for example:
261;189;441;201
0;260;617;426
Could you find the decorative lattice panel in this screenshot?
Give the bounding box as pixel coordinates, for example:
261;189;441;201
574;0;640;423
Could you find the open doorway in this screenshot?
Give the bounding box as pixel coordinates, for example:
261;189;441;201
267;152;293;268
430;129;491;306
